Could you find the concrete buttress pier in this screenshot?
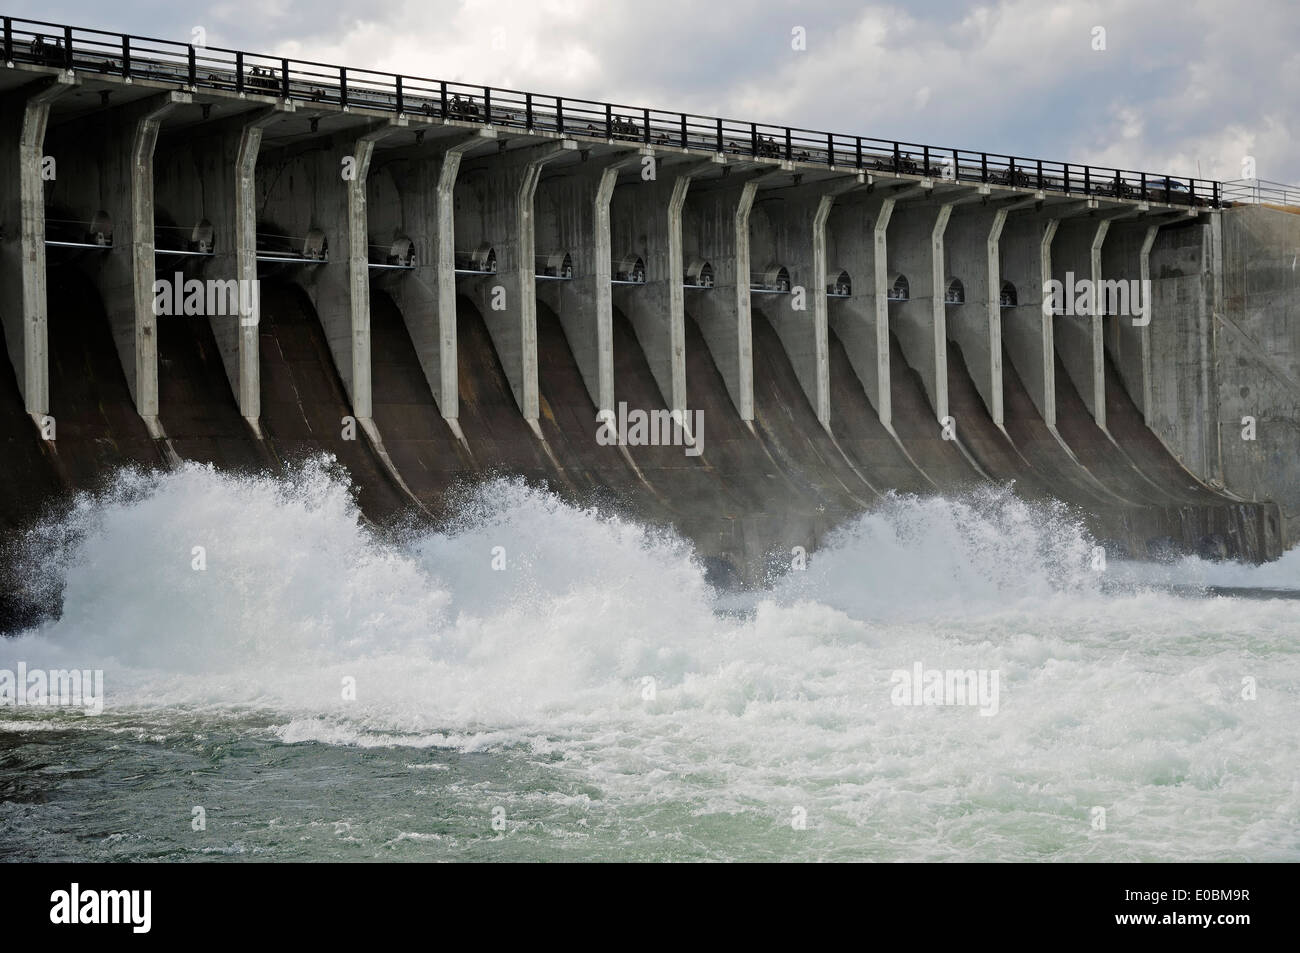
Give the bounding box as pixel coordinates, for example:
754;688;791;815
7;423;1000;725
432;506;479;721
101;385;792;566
608;159;712;414
154;105;287;421
826;189;896;426
456;140;574;428
1051;211;1113;430
747;180;861;433
44;89;189;421
1102;216;1180;423
887;187;952;423
1000;209;1059;427
0;75;73;418
535;148;645;416
367;128;496;423
943;198;1006;427
255;119;394;419
684;169;771;422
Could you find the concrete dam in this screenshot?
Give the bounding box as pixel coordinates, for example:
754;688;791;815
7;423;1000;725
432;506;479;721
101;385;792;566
1;17;1297;623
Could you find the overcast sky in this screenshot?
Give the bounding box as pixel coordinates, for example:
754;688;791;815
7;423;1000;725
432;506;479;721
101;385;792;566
15;0;1299;184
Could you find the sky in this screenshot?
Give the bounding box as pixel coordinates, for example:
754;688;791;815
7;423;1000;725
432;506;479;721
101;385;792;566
11;0;1299;184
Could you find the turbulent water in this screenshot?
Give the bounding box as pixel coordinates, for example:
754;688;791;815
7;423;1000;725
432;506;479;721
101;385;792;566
0;460;1296;862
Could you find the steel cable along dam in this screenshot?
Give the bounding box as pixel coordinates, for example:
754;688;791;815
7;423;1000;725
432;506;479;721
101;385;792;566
0;18;1297;629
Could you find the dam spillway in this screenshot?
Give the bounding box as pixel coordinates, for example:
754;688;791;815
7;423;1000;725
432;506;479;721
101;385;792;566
0;16;1297;619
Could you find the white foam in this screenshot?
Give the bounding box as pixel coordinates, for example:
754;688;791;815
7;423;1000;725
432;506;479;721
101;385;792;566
3;460;1297;859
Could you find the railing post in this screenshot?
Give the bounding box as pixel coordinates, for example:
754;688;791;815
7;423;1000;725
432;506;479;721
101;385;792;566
680;114;687;149
1164;176;1171;202
63;26;73;69
1188;179;1196;206
750;122;758;157
855;137;862;169
1063;163;1070;193
440;81;447;118
1009;156;1016;186
280;58;289;99
715;118;722;153
1083;167;1091;195
605;103;613;137
1115;169;1123;197
483;87;491;123
1140;172;1146;201
395;75;403;115
1213;181;1220;208
826;132;833;166
2;18;10;64
524;92;532;129
981;153;988;182
188;45;197;87
339;67;347;108
1036;159;1043;190
893;142;901;174
121;35;130;78
785;128;792;160
556;97;564;134
952;148;959;181
923;145;930;175
235;52;244;94
643;107;650;144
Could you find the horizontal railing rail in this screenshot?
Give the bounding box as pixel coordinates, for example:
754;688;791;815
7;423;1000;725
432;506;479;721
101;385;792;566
0;14;1221;207
1220;179;1300;208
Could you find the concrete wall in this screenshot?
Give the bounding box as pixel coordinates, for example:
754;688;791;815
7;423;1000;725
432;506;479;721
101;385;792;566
1216;206;1300;542
1147;218;1223;483
1141;206;1299;546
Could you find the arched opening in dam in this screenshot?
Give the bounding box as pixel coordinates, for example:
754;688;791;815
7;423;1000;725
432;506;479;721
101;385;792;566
753;265;791;294
383;237;416;268
684;259;714;289
613;255;645;284
999;280;1018;308
888;273;910;301
827;270;852;298
539;252;573;279
455;244;497;275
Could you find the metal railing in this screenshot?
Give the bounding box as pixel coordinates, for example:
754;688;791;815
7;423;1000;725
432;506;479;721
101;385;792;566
1;14;1223;208
1220;179;1300;209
